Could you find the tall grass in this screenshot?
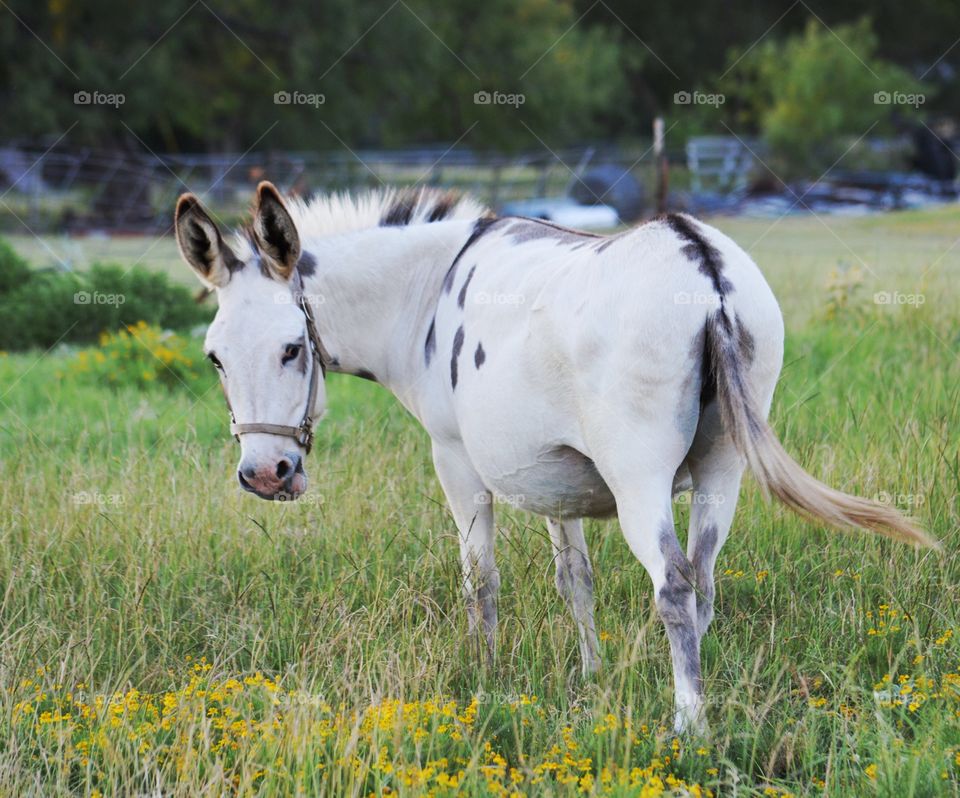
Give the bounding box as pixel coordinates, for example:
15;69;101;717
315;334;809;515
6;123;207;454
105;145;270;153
0;210;957;796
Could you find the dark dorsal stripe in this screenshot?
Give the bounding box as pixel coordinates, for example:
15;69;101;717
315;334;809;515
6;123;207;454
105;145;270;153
665;213;732;297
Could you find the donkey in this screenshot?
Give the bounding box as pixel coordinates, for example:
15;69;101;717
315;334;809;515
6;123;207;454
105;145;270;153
174;181;936;733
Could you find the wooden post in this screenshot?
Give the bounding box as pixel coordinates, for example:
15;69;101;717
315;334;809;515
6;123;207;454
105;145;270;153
654;116;669;214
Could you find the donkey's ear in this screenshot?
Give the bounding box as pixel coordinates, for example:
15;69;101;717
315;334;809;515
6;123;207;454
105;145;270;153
174;193;238;289
252;181;301;281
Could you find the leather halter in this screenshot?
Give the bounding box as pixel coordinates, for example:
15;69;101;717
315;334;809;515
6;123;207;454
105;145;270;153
226;293;330;454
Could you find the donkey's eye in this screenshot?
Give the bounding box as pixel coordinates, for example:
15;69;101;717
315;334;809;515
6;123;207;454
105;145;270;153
207;353;223;371
282;344;301;365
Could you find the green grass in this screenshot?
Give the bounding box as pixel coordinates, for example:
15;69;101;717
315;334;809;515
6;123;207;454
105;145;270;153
0;210;958;796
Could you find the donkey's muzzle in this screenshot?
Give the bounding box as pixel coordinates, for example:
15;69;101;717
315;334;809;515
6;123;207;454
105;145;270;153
238;453;306;500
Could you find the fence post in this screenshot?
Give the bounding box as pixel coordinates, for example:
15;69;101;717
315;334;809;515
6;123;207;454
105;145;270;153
654;116;669;214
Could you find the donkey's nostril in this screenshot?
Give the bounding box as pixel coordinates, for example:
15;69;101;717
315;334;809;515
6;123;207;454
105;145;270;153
276;458;293;479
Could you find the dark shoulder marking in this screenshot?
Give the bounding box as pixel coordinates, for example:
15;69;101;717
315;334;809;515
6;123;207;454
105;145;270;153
442;215;500;295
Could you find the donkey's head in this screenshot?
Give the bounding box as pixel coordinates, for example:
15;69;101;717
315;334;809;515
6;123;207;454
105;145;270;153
175;181;325;501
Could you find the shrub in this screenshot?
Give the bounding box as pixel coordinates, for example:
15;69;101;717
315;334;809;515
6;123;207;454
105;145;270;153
0;238;31;295
0;257;212;351
66;321;214;392
721;18;928;177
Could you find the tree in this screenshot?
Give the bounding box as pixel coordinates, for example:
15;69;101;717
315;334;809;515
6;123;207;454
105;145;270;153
0;0;626;152
720;18;929;176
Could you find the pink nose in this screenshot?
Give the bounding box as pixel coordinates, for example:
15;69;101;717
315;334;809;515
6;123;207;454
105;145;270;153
238;454;306;500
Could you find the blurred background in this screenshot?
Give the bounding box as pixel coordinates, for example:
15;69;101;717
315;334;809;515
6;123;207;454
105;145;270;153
1;0;958;237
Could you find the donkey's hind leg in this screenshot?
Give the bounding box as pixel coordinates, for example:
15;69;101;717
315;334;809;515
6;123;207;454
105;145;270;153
586;421;705;733
685;400;747;639
546;517;601;676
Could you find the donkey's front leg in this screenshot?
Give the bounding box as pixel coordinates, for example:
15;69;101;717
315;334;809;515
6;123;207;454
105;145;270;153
431;442;499;665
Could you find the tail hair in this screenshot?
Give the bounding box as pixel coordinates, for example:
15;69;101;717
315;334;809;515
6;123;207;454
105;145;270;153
704;312;939;549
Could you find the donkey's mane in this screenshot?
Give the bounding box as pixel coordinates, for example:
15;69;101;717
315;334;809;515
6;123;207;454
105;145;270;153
282;186;488;240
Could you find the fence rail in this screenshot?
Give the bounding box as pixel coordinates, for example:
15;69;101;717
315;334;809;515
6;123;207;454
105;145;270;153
0;143;681;234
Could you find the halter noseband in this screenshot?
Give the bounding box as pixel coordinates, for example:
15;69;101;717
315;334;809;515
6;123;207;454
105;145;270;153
226;293;330;454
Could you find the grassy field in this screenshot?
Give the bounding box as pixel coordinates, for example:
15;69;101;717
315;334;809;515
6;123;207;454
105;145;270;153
0;208;958;796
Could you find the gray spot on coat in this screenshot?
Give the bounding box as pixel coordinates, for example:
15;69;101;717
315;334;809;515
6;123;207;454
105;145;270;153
424;317;436;365
657;522;702;691
450;325;465;389
296;250;317;276
474;341;486;369
458;265;477;309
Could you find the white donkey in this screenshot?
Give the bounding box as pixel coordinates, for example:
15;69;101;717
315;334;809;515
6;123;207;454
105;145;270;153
175;182;935;732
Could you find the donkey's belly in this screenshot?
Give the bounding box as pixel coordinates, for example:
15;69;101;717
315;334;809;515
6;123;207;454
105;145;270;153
485;446;618;519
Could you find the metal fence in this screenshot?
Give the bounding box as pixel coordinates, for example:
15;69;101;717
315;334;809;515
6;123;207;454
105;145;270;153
0;143;680;234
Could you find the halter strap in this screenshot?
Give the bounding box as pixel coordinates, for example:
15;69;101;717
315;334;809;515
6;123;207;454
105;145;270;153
226;293;330;454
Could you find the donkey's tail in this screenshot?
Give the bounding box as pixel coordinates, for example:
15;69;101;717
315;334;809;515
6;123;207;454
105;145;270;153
704;312;939;549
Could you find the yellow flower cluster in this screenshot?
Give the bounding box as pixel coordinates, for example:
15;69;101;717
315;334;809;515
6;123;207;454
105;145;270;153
865;603;909;638
871;670;960;715
8;660;718;797
67;321;201;390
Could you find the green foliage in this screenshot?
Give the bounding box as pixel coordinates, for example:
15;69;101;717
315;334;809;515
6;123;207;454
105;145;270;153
0;0;626;151
0;257;212;352
0;238;31;295
66;321;213;392
721;18;929;176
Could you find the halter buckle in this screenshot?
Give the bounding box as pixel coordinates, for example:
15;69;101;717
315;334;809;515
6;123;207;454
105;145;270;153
296;422;314;452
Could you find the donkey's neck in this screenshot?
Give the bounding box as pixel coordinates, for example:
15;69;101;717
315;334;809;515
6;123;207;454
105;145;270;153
300;219;477;399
